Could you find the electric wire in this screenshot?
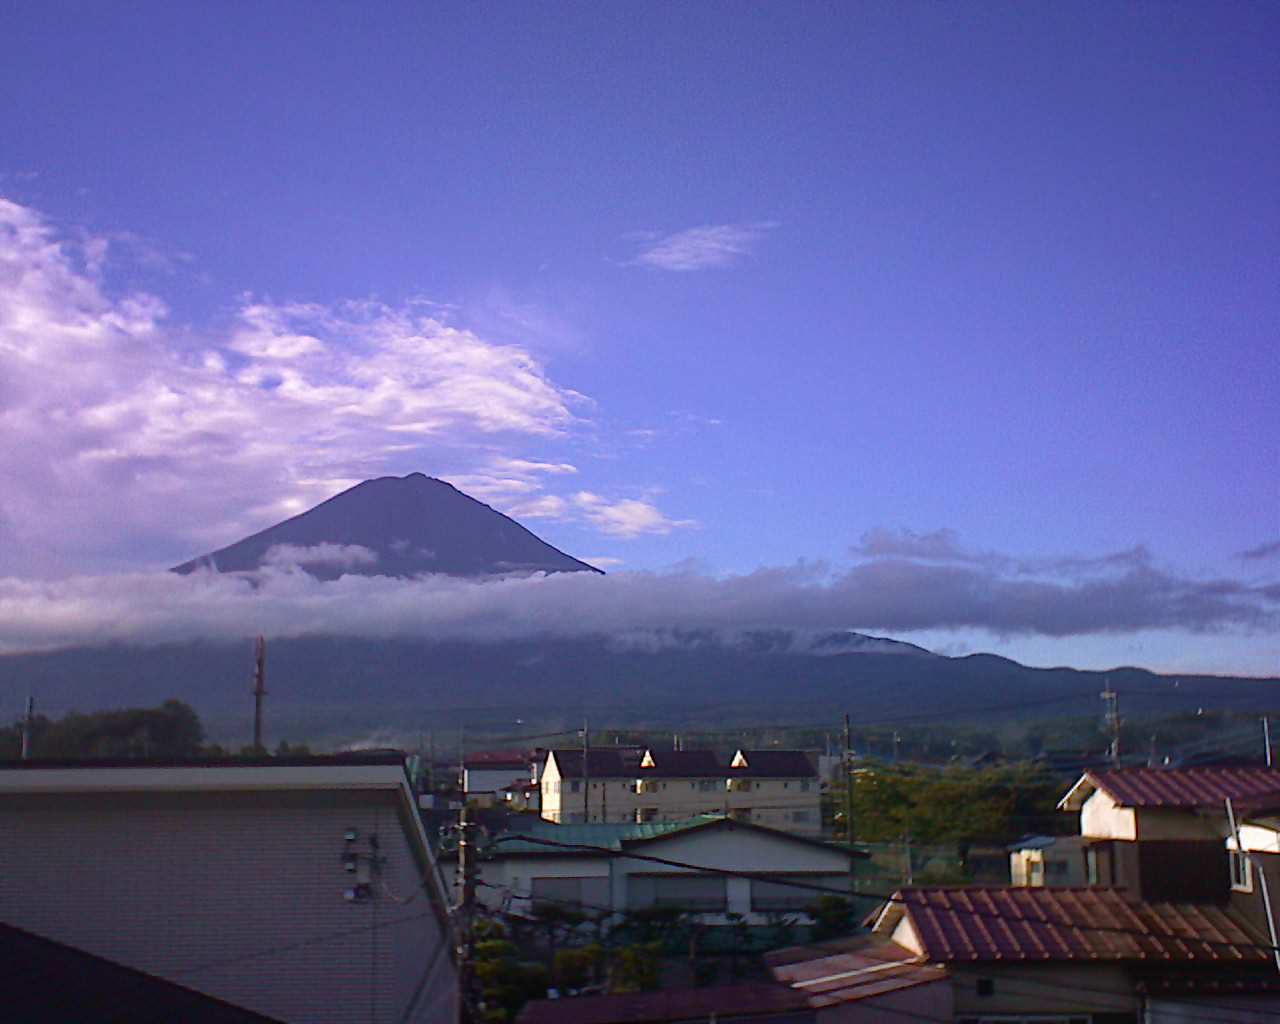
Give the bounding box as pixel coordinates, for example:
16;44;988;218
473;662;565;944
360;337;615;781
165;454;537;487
489;832;1280;956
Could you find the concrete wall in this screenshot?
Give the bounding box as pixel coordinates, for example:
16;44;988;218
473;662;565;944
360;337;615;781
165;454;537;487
0;789;455;1024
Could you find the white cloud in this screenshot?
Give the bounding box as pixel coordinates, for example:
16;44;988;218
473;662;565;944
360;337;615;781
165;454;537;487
0;544;1274;656
630;222;777;271
573;492;698;538
262;544;379;571
0;199;587;575
507;495;569;520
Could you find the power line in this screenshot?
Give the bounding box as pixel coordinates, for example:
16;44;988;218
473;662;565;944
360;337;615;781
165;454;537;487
492;832;1280;956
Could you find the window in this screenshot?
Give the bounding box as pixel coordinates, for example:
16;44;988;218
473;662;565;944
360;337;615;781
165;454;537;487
1231;848;1254;892
750;875;849;911
630;874;727;911
698;779;717;792
570;780;581;793
531;875;610;913
800;780;812;792
1086;846;1099;886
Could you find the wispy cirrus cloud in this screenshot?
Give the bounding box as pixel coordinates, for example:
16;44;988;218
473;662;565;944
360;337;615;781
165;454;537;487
1240;540;1280;562
628;222;778;271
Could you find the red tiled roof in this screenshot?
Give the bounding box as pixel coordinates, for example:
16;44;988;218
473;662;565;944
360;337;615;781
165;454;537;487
883;887;1270;964
1074;767;1280;809
516;982;807;1024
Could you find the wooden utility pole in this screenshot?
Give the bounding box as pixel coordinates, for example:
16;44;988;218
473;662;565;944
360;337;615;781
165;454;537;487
20;695;33;760
844;713;855;850
581;717;590;823
456;804;477;1020
251;636;267;752
1101;684;1121;764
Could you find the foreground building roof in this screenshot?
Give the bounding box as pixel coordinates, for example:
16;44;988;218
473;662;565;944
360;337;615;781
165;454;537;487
517;981;809;1024
767;936;946;1008
873;887;1271;965
1059;766;1280;811
0;921;280;1023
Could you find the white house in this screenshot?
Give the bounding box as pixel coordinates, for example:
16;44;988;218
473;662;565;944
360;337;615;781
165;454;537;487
470;814;861;927
0;753;457;1024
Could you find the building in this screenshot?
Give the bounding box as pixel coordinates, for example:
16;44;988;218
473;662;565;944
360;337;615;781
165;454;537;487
463;748;533;806
469;815;862;928
1008;834;1087;887
539;747;821;836
0;753;457;1024
780;765;1280;1021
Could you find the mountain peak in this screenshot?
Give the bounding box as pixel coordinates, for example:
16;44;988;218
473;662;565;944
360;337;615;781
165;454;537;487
172;473;601;580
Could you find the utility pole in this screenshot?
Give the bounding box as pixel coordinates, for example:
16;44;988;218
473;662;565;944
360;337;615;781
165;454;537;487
20;695;33;760
251;636;266;752
843;713;855;850
456;804;477;1020
581;717;590;823
1265;717;1274;768
1101;683;1121;764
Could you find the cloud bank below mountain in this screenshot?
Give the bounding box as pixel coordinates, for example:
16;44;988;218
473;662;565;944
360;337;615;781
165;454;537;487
0;538;1274;657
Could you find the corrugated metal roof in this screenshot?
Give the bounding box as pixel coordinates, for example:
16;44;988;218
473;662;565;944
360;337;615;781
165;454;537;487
517;982;809;1024
491;818;717;855
1075;767;1280;809
887;887;1270;964
767;937;946;1008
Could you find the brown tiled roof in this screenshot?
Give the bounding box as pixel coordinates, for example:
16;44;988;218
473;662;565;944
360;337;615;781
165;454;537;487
882;887;1270;964
730;750;817;778
516;982;807;1024
637;750;723;777
1068;767;1280;809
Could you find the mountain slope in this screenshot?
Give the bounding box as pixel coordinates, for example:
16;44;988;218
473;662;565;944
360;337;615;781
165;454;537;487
172;473;601;579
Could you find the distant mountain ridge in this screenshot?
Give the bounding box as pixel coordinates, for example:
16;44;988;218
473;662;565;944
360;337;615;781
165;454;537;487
172;473;601;579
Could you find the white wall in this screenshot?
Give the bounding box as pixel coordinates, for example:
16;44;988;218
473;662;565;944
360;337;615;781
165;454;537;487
0;788;455;1024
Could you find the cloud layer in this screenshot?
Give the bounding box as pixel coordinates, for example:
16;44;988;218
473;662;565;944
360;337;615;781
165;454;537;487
0;536;1273;656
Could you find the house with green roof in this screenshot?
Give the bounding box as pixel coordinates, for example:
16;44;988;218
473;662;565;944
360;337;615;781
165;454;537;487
464;814;863;928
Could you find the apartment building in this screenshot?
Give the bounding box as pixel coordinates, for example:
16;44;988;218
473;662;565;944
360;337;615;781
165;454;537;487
539;746;821;836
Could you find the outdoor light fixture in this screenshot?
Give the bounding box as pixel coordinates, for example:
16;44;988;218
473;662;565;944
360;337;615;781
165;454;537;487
343;828;358;842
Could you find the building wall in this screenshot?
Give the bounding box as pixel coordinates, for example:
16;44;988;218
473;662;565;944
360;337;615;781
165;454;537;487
613;823;854;925
951;963;1135;1018
0;789;454;1024
473;853;611;916
540;755;820;833
464;765;527;796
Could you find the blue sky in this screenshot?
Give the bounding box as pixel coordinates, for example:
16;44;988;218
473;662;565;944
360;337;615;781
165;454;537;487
0;2;1276;675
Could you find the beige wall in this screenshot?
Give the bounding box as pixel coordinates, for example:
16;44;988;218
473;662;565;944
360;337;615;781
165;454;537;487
0;789;454;1024
540;755;820;833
